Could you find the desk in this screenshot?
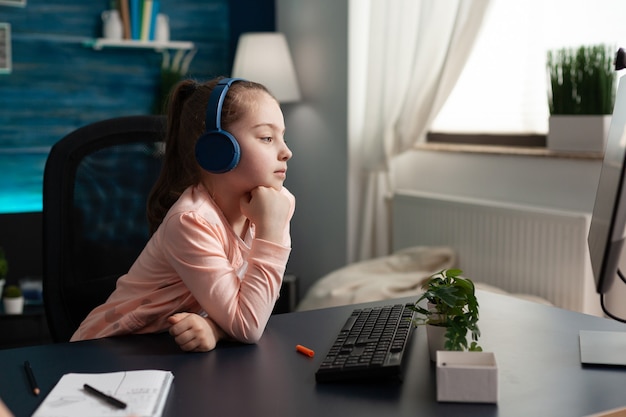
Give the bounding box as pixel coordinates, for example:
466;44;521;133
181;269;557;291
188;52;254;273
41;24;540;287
2;290;626;417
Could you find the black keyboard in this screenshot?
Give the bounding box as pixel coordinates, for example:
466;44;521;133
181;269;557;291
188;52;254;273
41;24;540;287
315;303;417;383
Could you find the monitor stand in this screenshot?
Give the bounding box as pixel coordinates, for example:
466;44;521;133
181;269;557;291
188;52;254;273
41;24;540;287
579;330;626;366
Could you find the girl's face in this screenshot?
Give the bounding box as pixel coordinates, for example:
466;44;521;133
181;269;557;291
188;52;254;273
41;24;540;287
225;90;292;192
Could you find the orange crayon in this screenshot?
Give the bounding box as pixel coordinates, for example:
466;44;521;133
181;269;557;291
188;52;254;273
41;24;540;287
296;344;315;357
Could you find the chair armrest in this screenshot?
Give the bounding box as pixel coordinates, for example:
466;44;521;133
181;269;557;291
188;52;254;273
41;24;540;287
272;273;299;314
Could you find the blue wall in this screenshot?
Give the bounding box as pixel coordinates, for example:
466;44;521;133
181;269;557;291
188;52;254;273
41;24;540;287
0;0;274;214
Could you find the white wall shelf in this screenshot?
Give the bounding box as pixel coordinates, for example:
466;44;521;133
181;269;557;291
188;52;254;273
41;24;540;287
85;38;195;53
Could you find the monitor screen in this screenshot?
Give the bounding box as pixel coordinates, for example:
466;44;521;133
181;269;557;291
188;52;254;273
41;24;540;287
588;75;626;295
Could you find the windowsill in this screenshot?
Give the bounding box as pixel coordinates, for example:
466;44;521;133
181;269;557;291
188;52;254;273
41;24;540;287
416;142;603;160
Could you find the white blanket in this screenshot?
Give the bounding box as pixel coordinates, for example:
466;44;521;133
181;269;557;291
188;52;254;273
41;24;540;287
297;246;456;311
296;245;553;311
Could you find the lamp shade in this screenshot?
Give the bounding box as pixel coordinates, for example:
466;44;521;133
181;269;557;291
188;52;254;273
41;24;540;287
232;32;301;103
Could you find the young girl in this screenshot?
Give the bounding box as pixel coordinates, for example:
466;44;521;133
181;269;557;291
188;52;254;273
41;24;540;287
71;77;295;352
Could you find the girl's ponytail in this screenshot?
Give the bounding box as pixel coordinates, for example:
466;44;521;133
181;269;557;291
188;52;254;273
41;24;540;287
147;79;207;234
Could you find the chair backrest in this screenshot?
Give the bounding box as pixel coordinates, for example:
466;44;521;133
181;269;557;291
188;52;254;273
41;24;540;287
43;115;166;342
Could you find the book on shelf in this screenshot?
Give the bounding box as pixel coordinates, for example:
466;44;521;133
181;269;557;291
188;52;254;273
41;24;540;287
140;0;152;41
31;369;174;417
129;0;141;40
118;0;131;40
149;0;160;41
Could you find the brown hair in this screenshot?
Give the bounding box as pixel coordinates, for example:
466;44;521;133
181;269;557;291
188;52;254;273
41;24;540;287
146;77;272;234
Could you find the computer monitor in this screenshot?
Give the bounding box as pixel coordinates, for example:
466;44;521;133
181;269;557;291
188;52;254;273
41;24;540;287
588;74;626;318
579;73;626;367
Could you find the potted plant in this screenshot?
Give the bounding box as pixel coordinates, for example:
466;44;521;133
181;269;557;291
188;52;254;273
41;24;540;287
410;269;497;403
546;43;617;152
3;284;24;315
153;48;197;114
409;268;482;360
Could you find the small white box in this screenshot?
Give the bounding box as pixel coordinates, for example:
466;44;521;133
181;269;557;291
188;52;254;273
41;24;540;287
436;351;498;403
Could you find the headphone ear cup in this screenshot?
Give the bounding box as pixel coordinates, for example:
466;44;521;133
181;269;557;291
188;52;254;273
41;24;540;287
196;77;245;174
195;129;241;173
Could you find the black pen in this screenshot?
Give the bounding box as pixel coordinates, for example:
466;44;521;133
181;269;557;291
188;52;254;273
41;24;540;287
83;383;127;409
23;361;40;396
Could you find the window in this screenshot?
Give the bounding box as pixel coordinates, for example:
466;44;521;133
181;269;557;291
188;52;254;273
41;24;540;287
430;0;626;138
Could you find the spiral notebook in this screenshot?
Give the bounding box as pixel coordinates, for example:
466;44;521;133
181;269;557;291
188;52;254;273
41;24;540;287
31;369;174;417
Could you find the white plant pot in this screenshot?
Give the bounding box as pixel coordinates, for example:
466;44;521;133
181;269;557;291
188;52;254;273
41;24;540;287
547;115;611;153
3;296;24;315
436;350;498;403
426;324;447;362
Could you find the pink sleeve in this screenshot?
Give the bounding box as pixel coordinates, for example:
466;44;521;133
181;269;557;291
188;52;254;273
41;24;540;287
160;206;292;343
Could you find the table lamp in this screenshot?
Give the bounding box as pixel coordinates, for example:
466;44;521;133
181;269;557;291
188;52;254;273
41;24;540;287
232;32;301;103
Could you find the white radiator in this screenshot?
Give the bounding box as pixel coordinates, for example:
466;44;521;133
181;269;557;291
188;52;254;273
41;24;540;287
391;190;599;315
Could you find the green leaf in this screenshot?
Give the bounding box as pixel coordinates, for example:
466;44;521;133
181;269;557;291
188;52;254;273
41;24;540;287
3;285;21;298
444;268;463;278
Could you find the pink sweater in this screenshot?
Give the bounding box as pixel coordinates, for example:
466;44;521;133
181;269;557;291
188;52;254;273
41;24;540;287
71;184;294;344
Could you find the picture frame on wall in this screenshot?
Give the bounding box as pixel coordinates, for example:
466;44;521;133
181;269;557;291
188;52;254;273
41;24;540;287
0;23;11;74
0;0;26;6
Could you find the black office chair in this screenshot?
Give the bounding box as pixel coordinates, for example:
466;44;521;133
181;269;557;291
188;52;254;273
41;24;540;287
43;115;166;342
42;115;297;343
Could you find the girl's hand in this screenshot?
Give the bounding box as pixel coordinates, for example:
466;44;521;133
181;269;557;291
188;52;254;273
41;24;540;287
240;186;291;244
167;313;225;352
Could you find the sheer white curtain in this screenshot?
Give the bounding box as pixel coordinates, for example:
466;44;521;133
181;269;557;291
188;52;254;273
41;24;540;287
348;0;492;262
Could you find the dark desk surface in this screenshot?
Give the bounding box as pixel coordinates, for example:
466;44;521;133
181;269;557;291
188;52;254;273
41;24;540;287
2;290;626;417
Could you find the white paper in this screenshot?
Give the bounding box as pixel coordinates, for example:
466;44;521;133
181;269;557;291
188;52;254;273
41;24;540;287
31;370;174;417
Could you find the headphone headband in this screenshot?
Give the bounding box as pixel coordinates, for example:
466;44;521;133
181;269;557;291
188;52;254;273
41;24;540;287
204;78;245;132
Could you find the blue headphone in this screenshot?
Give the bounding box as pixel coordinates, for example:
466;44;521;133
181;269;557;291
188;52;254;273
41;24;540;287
195;78;245;173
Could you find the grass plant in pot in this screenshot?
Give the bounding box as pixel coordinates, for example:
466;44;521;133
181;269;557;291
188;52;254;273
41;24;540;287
409;268;482;361
546;44;617;153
